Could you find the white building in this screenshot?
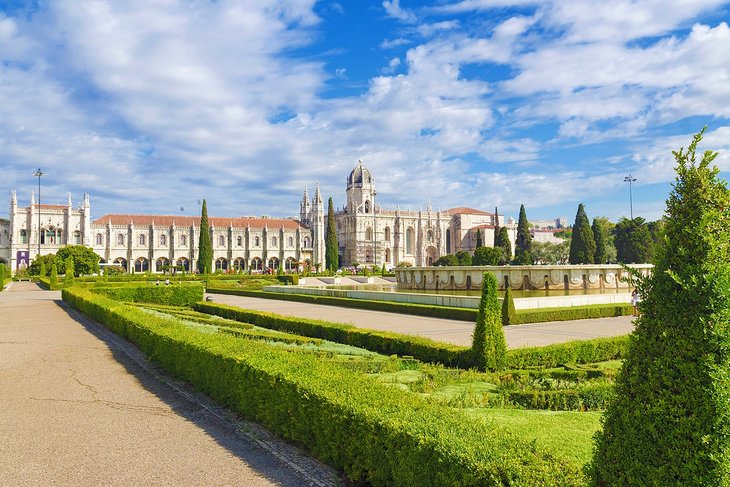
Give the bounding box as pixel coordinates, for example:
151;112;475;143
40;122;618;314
0;160;567;273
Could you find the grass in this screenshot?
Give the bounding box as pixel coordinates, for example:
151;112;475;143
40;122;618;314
469;408;602;466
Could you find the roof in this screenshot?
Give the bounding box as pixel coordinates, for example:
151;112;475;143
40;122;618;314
443;207;493;216
347;160;373;187
92;214;303;230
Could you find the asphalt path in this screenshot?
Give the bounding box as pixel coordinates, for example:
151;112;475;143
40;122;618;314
208;293;636;348
0;282;340;486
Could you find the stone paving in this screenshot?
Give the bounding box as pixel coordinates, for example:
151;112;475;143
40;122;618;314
208;293;636;348
0;282;342;487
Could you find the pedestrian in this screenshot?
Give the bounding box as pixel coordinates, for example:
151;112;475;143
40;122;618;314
631;288;640;316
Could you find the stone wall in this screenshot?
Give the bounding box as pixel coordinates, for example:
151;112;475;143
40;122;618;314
395;264;653;291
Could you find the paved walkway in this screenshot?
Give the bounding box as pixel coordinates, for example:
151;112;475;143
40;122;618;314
0;282;340;486
208;293;635;348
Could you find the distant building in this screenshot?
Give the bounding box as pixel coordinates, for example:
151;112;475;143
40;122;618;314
0;160;567;273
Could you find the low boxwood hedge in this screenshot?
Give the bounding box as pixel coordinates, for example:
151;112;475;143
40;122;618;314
194;302;631;369
207;285;632;324
62;287;585;486
91;282;204;306
504;383;615;411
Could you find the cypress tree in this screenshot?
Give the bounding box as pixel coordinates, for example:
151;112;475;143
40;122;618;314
592;217;607;264
475;227;483;249
493;206;500;247
39;261;46;278
325;197;339;272
64;257;74;285
590;130;730;485
497;226;512;264
513;204;532;265
471;272;507;371
568;203;596;264
501;287;516;326
197;199;212;274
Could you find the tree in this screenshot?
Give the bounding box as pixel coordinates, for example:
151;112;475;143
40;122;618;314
471;272;507;371
28;253;58;277
591;129;730;484
493;206;500;249
433;254;459;266
474;227;483;248
455;250;472;266
501;287;516;327
592;218;608;264
56;245;101;276
513;204;532;265
197;199;212;274
614;217;654;263
593;216;617;263
39;261;46;279
0;263;7;283
50;261;58;285
495;227;512;264
325;197;339;272
473;247;502;266
568;203;596;264
531;241;569;265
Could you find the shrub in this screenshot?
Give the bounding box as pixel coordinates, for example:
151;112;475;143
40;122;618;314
471;273;507;371
50;263;58;286
92;283;204;306
64;257;75;285
501;287;516;326
591;130;730;485
63;287;584;486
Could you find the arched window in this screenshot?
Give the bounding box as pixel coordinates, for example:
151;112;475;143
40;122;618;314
268;257;279;270
303;236;311;248
134;257;149;273
237;235;243;247
117;234;125;246
427;230;433;242
288;236;294;247
215;258;228;271
271;236;277;247
255;236;260;247
180;234;187;246
139;234;146;246
218;235;225;247
234;257;246;271
160;234;167;246
385;248;391;263
251;257;262;271
176;257;189;272
285;257;296;271
20;229;27;244
406;227;414;254
384;227;391;242
74;231;81;245
95;233;103;246
365;227;373;241
156;258;170;272
364;200;370;213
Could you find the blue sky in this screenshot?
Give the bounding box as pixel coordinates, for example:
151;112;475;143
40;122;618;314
1;1;729;224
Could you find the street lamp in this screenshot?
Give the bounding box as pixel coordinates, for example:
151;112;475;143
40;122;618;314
623;174;637;219
33;168;45;259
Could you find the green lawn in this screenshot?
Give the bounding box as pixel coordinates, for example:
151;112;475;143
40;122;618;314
469;408;602;466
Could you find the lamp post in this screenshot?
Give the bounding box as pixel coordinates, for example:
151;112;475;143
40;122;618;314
33;169;45;259
623;174;637;219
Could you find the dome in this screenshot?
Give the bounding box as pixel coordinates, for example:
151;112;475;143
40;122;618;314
347;160;373;187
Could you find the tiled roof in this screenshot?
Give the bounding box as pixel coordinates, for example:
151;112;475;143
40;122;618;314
443;207;492;216
92;214;303;230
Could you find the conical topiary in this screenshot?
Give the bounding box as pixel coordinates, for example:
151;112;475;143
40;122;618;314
501;287;516;327
590;129;730;485
471;272;508;371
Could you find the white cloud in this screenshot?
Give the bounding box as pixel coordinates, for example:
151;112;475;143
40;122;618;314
382;0;417;23
381;37;411;49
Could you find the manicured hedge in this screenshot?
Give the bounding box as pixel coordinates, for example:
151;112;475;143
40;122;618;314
194;302;631;369
63;287;585;485
506;336;630;369
207;285;632;324
91;283;204;306
194;301;471;367
505;383;615;411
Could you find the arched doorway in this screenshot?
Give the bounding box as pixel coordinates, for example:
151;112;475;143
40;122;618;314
134;257;149;273
215;257;228;272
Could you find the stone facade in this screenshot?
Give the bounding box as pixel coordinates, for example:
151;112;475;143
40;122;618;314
334;160;518;268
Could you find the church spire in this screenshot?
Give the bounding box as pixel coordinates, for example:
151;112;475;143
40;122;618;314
30;191;35;205
315;182;322;204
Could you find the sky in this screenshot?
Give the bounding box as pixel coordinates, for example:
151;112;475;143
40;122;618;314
1;0;729;224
